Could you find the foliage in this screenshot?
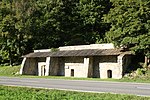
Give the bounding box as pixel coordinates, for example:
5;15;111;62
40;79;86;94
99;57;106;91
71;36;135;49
51;48;59;52
0;0;149;67
0;0;34;65
75;0;112;44
104;0;150;59
136;68;146;75
0;0;111;65
0;86;150;100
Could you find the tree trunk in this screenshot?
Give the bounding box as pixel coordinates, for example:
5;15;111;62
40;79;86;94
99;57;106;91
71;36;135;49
143;56;148;68
9;49;12;67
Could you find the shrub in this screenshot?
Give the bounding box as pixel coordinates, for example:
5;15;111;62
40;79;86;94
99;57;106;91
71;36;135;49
136;68;146;75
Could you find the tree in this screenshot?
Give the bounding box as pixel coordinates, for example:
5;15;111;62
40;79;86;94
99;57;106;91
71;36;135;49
0;0;112;65
104;0;150;67
75;0;112;44
0;0;34;65
0;0;18;65
30;0;111;47
28;0;64;49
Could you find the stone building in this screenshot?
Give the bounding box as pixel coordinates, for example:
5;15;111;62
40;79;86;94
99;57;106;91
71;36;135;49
20;43;132;79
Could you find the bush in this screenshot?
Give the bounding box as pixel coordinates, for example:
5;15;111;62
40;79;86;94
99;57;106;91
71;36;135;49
136;68;146;75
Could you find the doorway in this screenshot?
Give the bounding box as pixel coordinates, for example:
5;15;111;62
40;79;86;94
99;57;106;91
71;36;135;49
107;70;112;78
38;62;46;76
41;65;46;76
71;69;74;77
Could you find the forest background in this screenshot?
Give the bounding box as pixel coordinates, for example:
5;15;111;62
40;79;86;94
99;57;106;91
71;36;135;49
0;0;149;68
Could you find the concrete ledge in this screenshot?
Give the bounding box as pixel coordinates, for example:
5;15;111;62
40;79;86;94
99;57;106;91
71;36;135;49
59;43;114;51
34;49;51;52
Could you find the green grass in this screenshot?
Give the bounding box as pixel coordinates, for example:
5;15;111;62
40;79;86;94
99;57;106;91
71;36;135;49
0;65;150;83
18;75;150;83
0;66;20;76
0;86;149;100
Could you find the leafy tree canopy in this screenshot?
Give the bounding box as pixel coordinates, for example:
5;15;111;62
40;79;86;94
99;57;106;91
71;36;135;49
104;0;150;58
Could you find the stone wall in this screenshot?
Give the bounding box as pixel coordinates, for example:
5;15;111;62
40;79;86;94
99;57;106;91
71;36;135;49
49;57;90;77
65;57;84;63
99;63;121;79
64;57;85;77
57;58;65;76
38;57;46;62
63;56;120;78
97;55;130;79
49;57;85;77
20;57;47;75
20;53;132;79
65;63;84;77
49;57;59;75
49;55;131;79
21;58;38;75
88;57;93;77
93;56;117;78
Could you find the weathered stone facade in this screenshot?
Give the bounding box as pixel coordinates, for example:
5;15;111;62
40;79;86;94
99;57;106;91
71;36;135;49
20;58;38;75
20;43;132;79
93;56;117;78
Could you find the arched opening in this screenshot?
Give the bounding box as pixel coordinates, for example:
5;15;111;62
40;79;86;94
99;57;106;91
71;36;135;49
71;69;74;77
107;70;112;78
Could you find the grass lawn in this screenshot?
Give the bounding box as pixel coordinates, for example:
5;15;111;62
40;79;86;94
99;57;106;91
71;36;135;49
0;86;150;100
0;65;150;83
0;66;20;76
